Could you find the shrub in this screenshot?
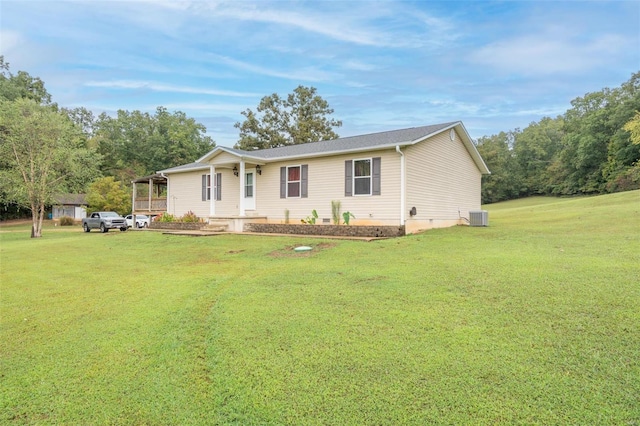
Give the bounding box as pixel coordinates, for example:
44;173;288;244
157;213;176;223
301;209;318;224
181;211;200;223
331;200;341;224
342;211;355;225
58;216;74;226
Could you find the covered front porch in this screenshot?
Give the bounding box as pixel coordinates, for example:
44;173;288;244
131;173;168;216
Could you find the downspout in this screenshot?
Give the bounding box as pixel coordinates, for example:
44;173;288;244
396;146;405;227
209;165;215;218
239;159;246;217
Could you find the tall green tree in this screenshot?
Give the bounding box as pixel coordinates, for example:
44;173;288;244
94;107;215;181
553;72;640;194
235;85;342;150
476;131;523;204
514;116;564;195
0;56;52;104
0;99;100;237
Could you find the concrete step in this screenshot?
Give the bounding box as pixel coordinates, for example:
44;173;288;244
203;222;228;232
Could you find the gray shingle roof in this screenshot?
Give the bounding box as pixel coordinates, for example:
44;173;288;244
159;122;489;174
237;122;458;159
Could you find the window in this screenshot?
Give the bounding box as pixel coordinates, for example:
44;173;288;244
287;166;301;197
245;172;254;198
345;157;381;197
353;159;371;195
202;173;222;201
280;165;308;198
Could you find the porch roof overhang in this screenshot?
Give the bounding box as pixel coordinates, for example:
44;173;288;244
131;173;167;184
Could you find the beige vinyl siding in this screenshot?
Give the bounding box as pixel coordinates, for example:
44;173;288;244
167;168;241;218
211;151;242;165
405;129;482;221
167;170;210;218
216;168;240;216
255;150;401;224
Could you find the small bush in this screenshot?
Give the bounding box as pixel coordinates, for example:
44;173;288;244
331;200;341;224
181;211;200;223
301;209;318;224
58;216;75;226
157;213;176;223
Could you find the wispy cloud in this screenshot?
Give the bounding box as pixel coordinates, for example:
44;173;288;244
203;3;400;48
470;30;631;75
84;80;258;97
207;54;339;83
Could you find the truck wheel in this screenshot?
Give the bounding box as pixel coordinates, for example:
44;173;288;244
100;223;108;233
120;227;127;232
83;223;90;233
137;222;142;228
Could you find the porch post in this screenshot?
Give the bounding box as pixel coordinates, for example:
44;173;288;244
148;178;153;212
209;165;215;217
239;160;246;217
132;181;137;214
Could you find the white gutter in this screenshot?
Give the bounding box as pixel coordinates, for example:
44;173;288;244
396;145;405;226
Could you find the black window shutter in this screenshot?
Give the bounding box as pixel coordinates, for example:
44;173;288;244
280;167;286;198
372;157;381;196
345;160;352;196
216;173;222;200
301;164;308;198
201;174;207;201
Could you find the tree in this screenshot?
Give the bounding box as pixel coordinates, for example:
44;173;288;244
513;117;564;195
476;131;523;204
235;85;342;150
0;56;52;104
0;99;100;237
93;107;215;181
86;176;131;215
623;111;640;145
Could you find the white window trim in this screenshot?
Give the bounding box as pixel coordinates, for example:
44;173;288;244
244;171;254;198
353;158;372;196
286;165;302;198
206;174;211;201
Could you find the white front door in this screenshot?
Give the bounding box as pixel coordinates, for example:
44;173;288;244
244;169;256;210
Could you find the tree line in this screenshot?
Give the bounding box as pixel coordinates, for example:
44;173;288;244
476;72;640;204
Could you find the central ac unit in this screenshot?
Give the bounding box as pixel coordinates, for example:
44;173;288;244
469;210;489;227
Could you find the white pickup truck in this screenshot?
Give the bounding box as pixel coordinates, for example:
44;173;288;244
82;212;128;233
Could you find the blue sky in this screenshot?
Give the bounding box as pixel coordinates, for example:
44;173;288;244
1;0;639;146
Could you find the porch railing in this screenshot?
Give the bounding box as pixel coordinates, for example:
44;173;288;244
134;198;167;211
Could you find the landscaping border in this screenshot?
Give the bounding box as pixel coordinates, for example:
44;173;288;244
244;223;405;238
149;222;206;231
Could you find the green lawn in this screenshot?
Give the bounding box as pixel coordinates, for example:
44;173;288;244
1;191;639;424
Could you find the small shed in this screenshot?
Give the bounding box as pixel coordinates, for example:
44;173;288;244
52;194;87;219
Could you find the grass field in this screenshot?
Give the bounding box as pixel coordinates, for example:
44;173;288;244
1;191;639;424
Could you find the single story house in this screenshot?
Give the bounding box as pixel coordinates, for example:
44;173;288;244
52;194;87;220
158;121;490;234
